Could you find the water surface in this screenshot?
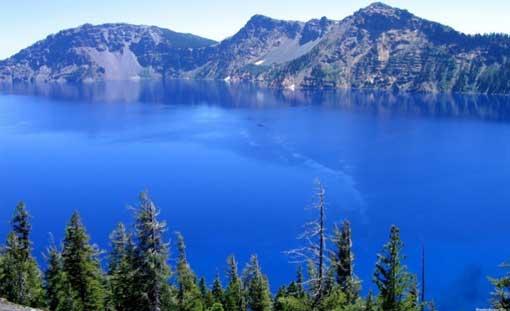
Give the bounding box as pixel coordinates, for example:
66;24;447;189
1;81;510;310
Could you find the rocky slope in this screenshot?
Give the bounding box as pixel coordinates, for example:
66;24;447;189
0;23;216;83
257;3;510;93
0;298;42;311
2;2;510;94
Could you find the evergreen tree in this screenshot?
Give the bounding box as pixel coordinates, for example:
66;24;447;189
274;283;309;311
199;277;208;300
373;226;413;311
285;282;299;299
306;259;321;303
0;202;44;308
108;223;138;311
133;191;172;311
365;290;376;311
45;241;81;311
273;286;287;311
198;277;215;309
62;211;106;311
175;232;204;311
209;302;226;311
316;286;348;311
212;272;224;305
286;266;306;300
273;291;309;311
12;202;31;256
242;255;272;311
295;266;305;299
489;263;510;310
403;277;420;311
332;221;360;304
45;240;63;310
224;256;245;311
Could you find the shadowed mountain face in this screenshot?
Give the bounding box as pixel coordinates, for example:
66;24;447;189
2;2;510;94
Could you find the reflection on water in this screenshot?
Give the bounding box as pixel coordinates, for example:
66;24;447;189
1;80;510;310
2;80;510;121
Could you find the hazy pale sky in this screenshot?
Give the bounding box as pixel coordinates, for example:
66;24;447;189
1;0;509;59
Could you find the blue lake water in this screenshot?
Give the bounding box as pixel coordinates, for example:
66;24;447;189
1;81;510;310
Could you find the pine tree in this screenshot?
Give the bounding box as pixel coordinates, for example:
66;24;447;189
209;302;225;311
286;282;299;299
489;263;510;310
108;223;138;311
212;272;224;305
133;191;172;311
273;286;287;311
199;277;208;300
373;225;413;311
0;202;44;308
295;266;305;299
62;211;106;311
332;220;360;304
273;289;309;311
286;266;306;300
175;232;204;311
403;277;420;311
45;240;81;311
242;255;272;311
274;283;309;311
199;277;215;309
316;285;348;311
224;256;245;311
45;240;63;310
365;290;376;311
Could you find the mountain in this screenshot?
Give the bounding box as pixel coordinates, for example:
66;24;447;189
222;2;510;94
2;2;510;94
191;15;329;79
0;23;216;82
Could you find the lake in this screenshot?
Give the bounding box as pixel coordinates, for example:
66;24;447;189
1;80;510;310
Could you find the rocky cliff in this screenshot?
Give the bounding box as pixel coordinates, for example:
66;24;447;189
2;2;510;94
0;23;216;83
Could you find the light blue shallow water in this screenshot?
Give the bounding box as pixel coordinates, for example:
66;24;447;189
1;81;510;310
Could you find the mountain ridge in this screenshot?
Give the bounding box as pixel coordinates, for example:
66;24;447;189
1;2;510;94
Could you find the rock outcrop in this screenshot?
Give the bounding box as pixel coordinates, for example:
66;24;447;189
2;2;510;94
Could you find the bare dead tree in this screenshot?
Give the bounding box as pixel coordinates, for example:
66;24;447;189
286;179;331;306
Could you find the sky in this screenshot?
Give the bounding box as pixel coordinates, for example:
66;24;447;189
1;0;509;59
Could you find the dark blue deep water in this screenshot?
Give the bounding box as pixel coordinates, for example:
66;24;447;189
1;81;510;310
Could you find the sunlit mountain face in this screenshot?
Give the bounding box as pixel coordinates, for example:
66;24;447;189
2;3;510;94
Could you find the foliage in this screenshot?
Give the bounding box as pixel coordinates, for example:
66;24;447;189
45;241;81;311
0;187;466;311
62;211;106;311
332;220;360;304
373;225;414;311
224;256;245;311
242;255;272;311
0;202;45;308
132;191;173;311
108;223;138;311
175;232;204;311
489;263;510;310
